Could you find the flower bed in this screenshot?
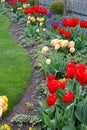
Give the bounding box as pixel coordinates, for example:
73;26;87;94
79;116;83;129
0;0;87;130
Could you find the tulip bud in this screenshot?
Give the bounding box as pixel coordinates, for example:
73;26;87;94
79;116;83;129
43;28;46;32
37;17;40;21
69;47;75;53
23;4;27;9
46;59;51;65
39;22;43;26
27;4;30;6
28;16;31;20
31;18;35;22
41;46;49;54
17;8;20;11
58;39;64;46
39;18;45;22
54;43;60;50
19;7;22;10
68;41;75;48
36;29;40;33
27;20;30;25
61;40;68;48
11;8;13;11
50;39;59;47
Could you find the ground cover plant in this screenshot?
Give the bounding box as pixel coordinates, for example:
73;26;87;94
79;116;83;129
0;13;32;114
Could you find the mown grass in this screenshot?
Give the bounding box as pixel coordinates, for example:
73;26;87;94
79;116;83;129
0;14;32;113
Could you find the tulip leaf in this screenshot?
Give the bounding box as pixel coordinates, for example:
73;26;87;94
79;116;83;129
38;99;48;110
55;109;63;129
33;107;45;122
75;99;87;123
43;113;51;126
64;103;75;124
50;119;56;130
76;124;87;130
47;128;51;130
34;107;51;126
62;124;76;130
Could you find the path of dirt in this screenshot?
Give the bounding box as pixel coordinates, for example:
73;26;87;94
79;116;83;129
0;22;43;130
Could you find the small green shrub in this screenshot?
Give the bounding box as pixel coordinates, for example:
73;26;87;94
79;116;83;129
49;0;64;14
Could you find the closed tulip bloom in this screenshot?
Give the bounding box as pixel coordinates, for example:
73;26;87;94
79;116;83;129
58;39;64;46
68;41;75;48
46;59;51;65
39;22;43;26
69;47;75;53
41;46;49;54
46;93;57;106
37;17;40;21
43;28;46;32
27;4;30;6
23;4;27;9
50;39;59;47
64;31;71;39
19;7;22;10
36;29;40;33
54;43;60;50
61;40;68;48
27;20;30;25
11;8;13;11
31;18;35;22
62;92;74;103
17;8;20;10
39;18;45;22
28;16;31;20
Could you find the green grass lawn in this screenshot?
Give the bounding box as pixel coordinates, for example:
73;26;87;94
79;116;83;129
0;14;32;113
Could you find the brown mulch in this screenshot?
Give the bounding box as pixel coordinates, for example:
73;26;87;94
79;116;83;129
0;22;43;130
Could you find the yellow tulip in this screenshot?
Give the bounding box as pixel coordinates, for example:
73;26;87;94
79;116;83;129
46;59;51;65
28;127;32;130
69;47;75;53
27;20;31;25
37;17;40;21
41;46;49;54
11;8;13;11
23;4;27;9
39;22;43;26
31;18;36;22
61;40;68;48
43;28;46;32
50;39;59;47
39;18;45;22
36;29;39;33
54;43;60;50
19;7;22;10
28;16;31;20
68;41;75;48
27;3;30;6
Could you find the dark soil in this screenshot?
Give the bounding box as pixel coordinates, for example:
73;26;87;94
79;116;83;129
0;22;43;130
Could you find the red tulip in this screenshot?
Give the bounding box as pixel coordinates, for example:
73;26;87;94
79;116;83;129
52;23;59;30
64;31;71;39
46;79;59;93
58;28;65;35
46;93;56;106
62;92;74;103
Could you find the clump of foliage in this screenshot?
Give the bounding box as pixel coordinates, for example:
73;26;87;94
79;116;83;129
28;0;34;5
49;0;64;14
